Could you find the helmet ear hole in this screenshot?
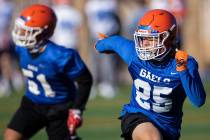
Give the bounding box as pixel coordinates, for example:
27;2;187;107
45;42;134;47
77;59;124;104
159;32;168;44
38;27;53;40
161;32;168;39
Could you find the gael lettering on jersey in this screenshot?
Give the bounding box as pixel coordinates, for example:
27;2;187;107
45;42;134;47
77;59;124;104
139;68;171;83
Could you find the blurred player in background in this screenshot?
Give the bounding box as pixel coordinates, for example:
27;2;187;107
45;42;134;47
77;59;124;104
95;9;206;140
119;0;148;39
4;4;92;140
50;0;83;50
85;0;121;99
0;0;23;97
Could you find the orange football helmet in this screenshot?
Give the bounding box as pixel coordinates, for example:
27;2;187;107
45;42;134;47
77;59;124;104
12;4;57;51
134;9;177;61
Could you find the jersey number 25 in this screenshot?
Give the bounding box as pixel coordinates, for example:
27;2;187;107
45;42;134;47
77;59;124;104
134;79;172;113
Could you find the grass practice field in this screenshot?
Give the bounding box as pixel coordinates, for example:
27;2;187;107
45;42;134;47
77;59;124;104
0;84;209;140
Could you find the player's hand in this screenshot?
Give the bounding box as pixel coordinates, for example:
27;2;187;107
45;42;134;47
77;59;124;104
94;33;108;50
67;109;82;136
94;32;115;54
175;50;188;72
98;32;108;40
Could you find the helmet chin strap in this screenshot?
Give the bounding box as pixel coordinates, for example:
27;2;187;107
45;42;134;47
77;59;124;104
28;40;47;54
153;46;171;61
150;47;175;65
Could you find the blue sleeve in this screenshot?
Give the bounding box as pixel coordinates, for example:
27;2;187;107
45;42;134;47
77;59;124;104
95;35;136;65
179;57;206;107
57;49;86;79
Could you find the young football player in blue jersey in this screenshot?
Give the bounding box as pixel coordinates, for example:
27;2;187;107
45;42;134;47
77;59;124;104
4;4;92;140
95;9;206;140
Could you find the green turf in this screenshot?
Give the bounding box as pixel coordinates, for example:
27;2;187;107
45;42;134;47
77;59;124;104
0;84;209;140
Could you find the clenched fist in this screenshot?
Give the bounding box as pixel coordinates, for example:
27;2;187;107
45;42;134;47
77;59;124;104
175;50;188;72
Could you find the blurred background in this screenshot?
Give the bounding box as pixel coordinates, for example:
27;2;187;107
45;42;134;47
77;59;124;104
0;0;209;140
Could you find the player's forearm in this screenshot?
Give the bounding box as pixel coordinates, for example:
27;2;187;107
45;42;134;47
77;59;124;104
73;68;93;111
95;35;135;64
96;35;121;53
180;70;206;107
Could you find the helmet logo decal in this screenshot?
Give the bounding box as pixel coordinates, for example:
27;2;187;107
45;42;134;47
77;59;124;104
20;16;28;22
138;25;159;34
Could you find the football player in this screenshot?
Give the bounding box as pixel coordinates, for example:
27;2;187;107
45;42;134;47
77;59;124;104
95;9;206;140
4;4;92;140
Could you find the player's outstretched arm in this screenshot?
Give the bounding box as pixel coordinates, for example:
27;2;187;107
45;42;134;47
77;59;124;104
95;34;136;65
175;50;206;107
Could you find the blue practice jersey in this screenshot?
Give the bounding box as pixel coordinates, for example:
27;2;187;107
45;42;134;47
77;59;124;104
96;36;206;139
16;41;86;105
